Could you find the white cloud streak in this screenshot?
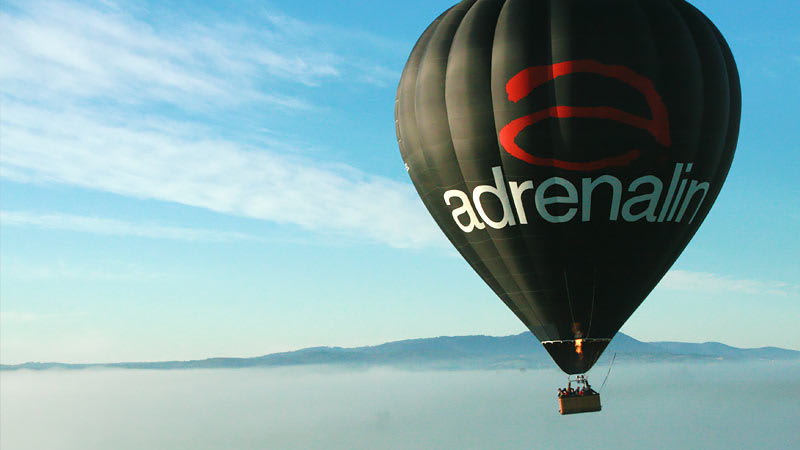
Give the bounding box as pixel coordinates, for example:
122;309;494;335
659;270;799;298
0;1;440;249
1;101;442;248
0;0;396;109
1;210;264;243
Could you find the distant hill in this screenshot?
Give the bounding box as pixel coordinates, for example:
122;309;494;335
2;332;797;371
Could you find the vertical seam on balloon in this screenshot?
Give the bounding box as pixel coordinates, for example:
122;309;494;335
668;6;737;292
646;0;716;315
402;10;445;194
712;20;741;200
448;0;517;318
471;0;539;336
547;0;574;341
491;0;554;341
563;270;577;331
448;0;547;336
586;268;596;339
421;0;511;310
617;0;673;336
660;0;704;306
490;0;553;340
696;7;736;224
403;6;495;276
402;13;448;235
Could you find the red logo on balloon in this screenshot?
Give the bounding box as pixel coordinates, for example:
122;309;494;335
498;60;671;171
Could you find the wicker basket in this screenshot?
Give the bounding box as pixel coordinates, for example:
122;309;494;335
559;394;602;415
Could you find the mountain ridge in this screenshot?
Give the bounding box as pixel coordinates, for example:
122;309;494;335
3;332;797;371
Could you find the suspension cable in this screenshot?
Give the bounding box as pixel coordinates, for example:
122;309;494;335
599;352;617;393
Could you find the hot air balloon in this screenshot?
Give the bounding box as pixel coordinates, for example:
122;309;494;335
395;0;740;411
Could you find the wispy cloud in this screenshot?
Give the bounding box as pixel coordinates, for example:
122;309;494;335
659;270;799;297
1;210;265;243
0;1;440;249
0;0;396;108
1;101;442;248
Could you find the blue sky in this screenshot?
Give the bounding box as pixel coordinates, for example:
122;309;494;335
1;0;798;364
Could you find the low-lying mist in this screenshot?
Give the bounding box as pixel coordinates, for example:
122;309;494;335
2;361;798;450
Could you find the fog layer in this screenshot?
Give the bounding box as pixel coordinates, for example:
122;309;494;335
2;361;798;450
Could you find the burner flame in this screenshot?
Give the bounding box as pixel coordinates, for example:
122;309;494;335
575;339;583;355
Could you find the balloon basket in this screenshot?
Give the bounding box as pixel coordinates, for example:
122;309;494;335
559;393;602;415
557;374;601;415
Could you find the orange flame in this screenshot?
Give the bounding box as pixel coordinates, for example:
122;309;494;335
575;339;583;355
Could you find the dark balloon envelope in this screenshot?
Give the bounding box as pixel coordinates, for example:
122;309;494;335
396;0;740;374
